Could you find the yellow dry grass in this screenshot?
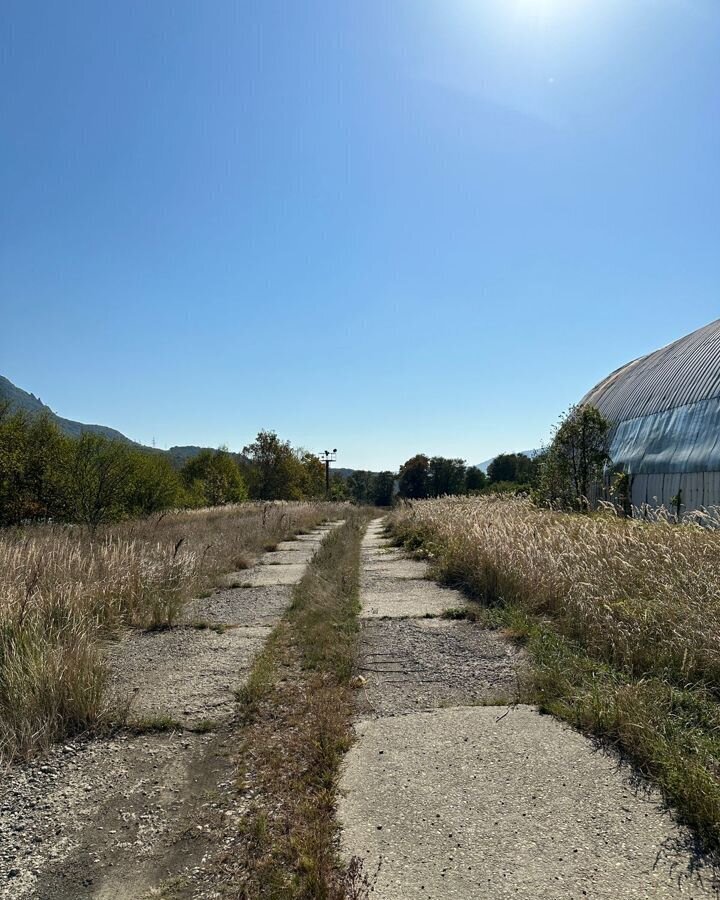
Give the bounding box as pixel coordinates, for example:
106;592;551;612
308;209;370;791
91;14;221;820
390;495;720;849
0;501;343;761
391;494;720;685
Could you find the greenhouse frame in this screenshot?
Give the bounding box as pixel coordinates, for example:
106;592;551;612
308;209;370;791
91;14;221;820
581;318;720;512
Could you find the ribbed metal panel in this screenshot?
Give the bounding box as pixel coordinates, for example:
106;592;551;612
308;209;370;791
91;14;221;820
581;319;720;510
582;319;720;423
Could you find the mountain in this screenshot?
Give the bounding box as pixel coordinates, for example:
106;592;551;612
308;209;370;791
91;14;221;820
166;445;209;466
0;375;141;445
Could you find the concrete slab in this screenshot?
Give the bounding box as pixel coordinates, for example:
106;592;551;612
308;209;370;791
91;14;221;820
275;541;310;552
106;626;272;726
339;706;716;899
356;618;523;715
362;557;430;580
260;550;314;565
361;579;464;619
242;563;308;586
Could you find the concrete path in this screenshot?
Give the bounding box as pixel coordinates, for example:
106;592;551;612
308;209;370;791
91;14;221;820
339;519;719;899
0;521;339;900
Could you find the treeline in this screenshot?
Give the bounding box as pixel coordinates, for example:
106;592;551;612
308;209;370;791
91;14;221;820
343;453;542;505
0;407;332;528
344;470;395;506
394;406;613;508
396;453;544;500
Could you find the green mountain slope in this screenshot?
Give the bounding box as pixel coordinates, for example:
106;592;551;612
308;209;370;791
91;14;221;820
0;375;139;444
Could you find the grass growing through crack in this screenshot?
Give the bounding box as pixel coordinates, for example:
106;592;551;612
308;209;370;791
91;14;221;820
229;510;376;899
391;495;720;853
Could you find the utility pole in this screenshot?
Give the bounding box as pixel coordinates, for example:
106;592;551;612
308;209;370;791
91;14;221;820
319;449;337;498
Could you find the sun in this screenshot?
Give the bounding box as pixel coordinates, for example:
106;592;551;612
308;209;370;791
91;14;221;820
513;0;584;17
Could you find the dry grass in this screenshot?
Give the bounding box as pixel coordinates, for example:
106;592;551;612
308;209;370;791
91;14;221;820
0;501;343;761
228;510;377;899
390;495;720;850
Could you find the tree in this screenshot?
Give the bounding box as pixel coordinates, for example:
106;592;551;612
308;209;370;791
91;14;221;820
398;455;430;499
67;434;135;531
127;452;182;514
487;452;540;489
242;430;302;500
297;451;326;499
487;453;517;484
539;404;612;509
428;457;466;497
373;471;395;506
347;470;375;504
181;448;247;506
329;473;349;501
22;416;72;521
465;466;487;493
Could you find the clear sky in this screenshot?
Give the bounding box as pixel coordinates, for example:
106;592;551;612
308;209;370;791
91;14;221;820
2;1;718;470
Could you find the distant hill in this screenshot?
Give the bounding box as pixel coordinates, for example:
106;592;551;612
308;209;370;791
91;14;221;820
0;375;141;445
166;445;208;466
0;375;368;473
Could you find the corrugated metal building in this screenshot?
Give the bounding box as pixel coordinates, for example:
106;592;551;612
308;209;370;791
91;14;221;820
581;319;720;511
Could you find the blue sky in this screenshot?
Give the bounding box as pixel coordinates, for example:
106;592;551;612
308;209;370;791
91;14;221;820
1;0;718;470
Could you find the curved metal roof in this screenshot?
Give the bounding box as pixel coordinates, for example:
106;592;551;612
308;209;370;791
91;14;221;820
582;319;720;423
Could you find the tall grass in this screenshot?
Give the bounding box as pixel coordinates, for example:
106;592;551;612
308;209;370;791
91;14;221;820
390;496;720;850
0;501;343;761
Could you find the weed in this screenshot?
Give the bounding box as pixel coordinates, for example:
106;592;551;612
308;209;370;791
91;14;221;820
188;718;217;734
128;714;182;734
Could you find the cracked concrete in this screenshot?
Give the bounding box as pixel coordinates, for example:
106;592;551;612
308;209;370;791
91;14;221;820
339;518;719;899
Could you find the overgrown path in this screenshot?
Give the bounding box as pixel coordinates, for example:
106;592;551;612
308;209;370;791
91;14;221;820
0;522;340;900
339;519;719;899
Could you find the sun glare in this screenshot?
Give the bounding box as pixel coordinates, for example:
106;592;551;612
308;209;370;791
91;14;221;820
513;0;586;18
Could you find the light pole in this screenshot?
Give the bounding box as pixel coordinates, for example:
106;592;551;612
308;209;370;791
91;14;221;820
319;449;337;498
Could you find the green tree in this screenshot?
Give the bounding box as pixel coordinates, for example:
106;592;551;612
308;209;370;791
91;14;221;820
0;409;30;524
23;416;72;521
0;412;72;524
297;451;326;499
398;455;430;499
181;448;247;506
127;452;182;514
465;466;487;492
488;453;517;483
487;452;539;488
539;405;612;509
428;457;466;497
67;434;135;531
329;473;349;501
242;430;301;500
347;470;375;504
373;471;395;506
